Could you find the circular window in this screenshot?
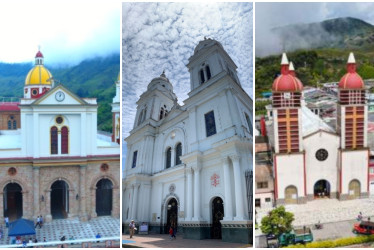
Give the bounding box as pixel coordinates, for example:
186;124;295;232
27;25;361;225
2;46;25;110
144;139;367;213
8;167;17;176
32;89;38;96
100;163;109;172
56;116;63;124
316;149;328;161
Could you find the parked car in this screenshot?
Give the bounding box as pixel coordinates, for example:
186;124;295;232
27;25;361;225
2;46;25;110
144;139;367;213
353;220;374;235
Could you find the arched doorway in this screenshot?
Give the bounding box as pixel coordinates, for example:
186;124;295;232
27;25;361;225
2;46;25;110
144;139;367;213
211;197;224;239
165;198;178;234
3;183;22;221
285;186;298;204
51;180;69;219
96;179;113;216
349;180;361;199
314;180;331;198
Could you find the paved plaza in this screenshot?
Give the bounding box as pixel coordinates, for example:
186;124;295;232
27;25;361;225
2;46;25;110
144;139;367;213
122;233;252;248
256;197;374;241
0;216;120;246
256;197;374;227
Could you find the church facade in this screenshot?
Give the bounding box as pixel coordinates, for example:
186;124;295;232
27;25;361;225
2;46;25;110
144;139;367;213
0;50;120;223
267;53;369;205
123;38;253;244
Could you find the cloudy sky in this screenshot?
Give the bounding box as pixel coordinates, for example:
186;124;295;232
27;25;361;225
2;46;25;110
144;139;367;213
0;1;120;65
122;2;253;140
256;2;374;57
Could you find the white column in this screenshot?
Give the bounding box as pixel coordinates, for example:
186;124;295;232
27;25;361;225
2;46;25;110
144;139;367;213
128;185;134;221
33;113;39;158
192;164;201;221
186;167;193;221
222;157;233;220
231;155;245;220
81;112;87;156
131;184;140;220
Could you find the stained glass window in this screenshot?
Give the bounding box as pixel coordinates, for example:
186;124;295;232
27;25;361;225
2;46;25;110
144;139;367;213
175;143;182;165
132;151;138;168
166;147;171;169
51;126;58;154
61;126;69;154
205;111;216;137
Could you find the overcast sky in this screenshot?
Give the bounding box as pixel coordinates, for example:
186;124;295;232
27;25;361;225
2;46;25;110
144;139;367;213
122;2;253;140
256;2;374;57
0;1;120;65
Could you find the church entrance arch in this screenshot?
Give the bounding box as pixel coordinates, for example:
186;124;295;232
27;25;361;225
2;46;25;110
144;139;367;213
284;186;298;204
165;198;178;234
96;179;113;216
348;180;360;199
211;197;224;239
51;180;69;219
3;183;22;221
314;180;331;198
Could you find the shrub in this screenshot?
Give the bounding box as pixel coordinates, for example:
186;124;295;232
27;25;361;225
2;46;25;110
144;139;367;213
284;235;374;248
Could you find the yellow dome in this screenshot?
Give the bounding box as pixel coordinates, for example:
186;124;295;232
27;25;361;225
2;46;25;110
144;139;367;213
25;65;53;85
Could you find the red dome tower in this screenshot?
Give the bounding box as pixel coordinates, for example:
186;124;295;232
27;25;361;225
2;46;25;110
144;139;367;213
272;53;303;153
337;52;366;149
337;52;369;199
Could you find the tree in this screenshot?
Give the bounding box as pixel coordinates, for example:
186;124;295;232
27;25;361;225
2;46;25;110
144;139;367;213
260;206;294;236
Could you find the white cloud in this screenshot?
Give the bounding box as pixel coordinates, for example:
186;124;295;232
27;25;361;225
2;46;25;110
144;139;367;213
122;2;253;139
0;0;120;65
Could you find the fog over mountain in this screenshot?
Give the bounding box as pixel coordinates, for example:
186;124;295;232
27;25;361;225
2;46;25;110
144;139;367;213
256;3;374;57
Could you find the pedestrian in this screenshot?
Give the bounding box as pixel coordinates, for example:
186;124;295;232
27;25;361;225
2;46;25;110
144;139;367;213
4;216;9;228
368;217;371;222
33;238;38;243
357;212;363;221
96;232;101;243
35;216;41;229
129;220;136;239
40;215;43;228
169;227;173;240
43;237;47;243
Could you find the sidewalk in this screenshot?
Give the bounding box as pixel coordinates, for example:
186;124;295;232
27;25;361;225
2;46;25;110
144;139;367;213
122;233;252;248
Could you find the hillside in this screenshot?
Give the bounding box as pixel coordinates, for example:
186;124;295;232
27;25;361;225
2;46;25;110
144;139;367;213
255;48;374;115
0;54;120;132
273;17;374;52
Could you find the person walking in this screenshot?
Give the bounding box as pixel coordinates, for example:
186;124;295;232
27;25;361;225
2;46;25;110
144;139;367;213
35;216;41;229
129;220;136;239
4;216;9;228
169;227;175;240
40;215;43;228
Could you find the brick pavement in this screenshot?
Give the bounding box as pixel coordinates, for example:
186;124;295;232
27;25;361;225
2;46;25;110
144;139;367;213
122;233;252;248
0;216;119;246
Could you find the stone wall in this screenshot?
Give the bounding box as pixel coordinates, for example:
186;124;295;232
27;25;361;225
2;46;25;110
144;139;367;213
0;159;120;223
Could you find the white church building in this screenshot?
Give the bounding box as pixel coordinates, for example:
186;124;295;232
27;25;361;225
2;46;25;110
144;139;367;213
123;38;253;243
266;52;369;205
0;50;120;223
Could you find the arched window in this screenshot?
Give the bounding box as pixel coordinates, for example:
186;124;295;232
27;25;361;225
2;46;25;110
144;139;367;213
175;143;182;165
245;113;252;135
166;147;171;169
159;107;164;120
142;107;147;122
132;151;138;168
13;120;16;129
206;65;211;80
51;126;58;154
61;126;69;154
138;110;144;126
8;120;11;129
199;69;205;84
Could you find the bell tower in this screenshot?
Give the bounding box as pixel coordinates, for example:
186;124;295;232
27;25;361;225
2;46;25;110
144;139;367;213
186;38;241;96
272;53;306;204
111;73;120;143
337;53;369;199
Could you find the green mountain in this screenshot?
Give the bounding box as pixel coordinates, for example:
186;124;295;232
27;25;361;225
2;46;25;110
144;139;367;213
275;17;374;52
0;54;120;132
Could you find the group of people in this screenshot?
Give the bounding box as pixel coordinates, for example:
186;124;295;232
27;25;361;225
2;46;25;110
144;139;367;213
128;220;177;240
357;212;371;222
